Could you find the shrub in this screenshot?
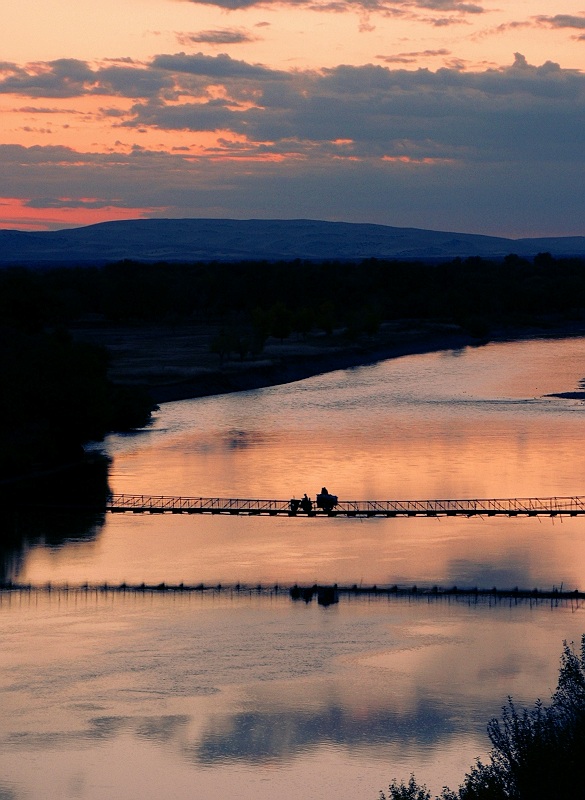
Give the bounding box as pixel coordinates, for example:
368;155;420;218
380;635;585;800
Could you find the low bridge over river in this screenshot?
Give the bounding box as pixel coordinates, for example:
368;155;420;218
107;494;585;518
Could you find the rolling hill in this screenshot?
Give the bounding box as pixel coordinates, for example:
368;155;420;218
1;218;585;264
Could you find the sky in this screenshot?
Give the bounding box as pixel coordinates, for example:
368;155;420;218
1;0;585;237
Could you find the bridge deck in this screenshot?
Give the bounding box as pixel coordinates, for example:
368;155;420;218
107;494;585;518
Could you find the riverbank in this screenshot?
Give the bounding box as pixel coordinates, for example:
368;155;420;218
72;317;585;405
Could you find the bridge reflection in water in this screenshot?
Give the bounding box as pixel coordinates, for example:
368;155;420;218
107;494;585;518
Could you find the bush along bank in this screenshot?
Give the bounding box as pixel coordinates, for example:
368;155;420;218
381;635;585;800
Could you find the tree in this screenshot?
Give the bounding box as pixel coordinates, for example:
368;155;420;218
380;635;585;800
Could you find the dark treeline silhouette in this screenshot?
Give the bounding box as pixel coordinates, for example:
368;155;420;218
0;456;110;581
3;253;585;336
381;636;585;800
0;327;153;479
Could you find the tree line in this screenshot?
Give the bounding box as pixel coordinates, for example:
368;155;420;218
2;253;585;337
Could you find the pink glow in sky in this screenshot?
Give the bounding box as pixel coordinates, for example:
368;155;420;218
1;0;585;235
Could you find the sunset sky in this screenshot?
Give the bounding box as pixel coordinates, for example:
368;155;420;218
1;0;584;236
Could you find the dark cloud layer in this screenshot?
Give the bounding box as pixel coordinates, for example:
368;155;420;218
109;52;585;172
0;60;173;99
2;51;585;235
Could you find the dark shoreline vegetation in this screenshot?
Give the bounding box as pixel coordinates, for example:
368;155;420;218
0;455;110;584
2;252;585;483
382;636;585;800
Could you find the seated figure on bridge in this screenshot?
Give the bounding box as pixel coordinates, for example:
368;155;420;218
300;494;313;513
316;487;338;512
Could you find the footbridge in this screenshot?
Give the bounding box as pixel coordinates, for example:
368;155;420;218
107;494;585;518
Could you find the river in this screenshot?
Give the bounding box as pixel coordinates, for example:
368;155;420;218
2;336;585;799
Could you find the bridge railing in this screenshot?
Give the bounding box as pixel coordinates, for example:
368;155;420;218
107;494;585;515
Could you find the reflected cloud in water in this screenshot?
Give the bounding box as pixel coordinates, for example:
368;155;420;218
1;698;467;768
224;429;266;450
190;701;455;765
445;555;533;590
5;715;190;749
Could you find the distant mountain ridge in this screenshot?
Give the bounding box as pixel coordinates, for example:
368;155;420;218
1;218;585;264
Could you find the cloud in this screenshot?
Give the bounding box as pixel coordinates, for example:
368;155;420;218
15;105;81;114
0;50;585;171
151;52;287;80
4;53;585;159
181;0;263;7
99;107;129;118
93;65;175;98
417;0;482;11
124;99;247;133
177;0;484;13
535;14;585;30
177;29;257;45
488;14;585;39
0;59;173;99
483;20;531;36
96;52;585;189
0;59;95;98
24;197;133;209
377;49;451;64
2;133;585;237
428;16;469;26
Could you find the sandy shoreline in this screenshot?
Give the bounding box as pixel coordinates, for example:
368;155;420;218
148;329;476;403
73;318;585;406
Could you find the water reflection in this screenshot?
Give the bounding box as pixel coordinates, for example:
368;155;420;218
0;590;583;799
0;456;109;584
192;702;453;764
445;554;533;589
5;714;191;748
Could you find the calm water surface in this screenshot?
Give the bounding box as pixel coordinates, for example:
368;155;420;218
3;337;585;799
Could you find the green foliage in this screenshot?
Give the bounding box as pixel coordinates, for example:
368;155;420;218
381;636;585;800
